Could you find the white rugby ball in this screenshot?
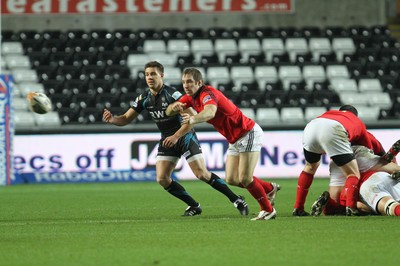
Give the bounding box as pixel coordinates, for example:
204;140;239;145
27;91;52;114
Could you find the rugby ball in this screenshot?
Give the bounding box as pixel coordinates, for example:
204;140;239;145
26;92;52;114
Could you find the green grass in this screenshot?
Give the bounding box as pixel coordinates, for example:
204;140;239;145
0;179;399;266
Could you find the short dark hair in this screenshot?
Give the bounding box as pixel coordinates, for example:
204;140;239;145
144;61;164;74
339;105;358;116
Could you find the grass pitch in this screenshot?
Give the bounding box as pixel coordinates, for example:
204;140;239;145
0;178;398;266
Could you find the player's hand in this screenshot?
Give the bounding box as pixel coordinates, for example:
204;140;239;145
103;108;113;123
172;102;187;112
181;112;191;125
162;135;179;148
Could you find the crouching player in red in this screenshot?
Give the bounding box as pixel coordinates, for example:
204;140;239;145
293;105;386;216
166;67;280;221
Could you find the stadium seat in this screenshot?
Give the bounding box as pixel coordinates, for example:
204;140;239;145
147;53;177;67
206;27;232;39
358;78;382;92
167;39;191;57
301;26;322;39
254;66;279;91
324;26;349;39
264;90;287;108
4;55;31;69
214;39;238;64
184;28;205;39
326;65;350;80
161;28;185;40
278;65;303;90
34;111;62;127
355;105;381;121
338;92;369;106
13;97;29;111
191;39;214;64
367;92;392;109
304;106;327;121
302;65;326;90
18;82;45;97
287;90;312;107
311;90;341;107
329;79;358;93
206;66;231;89
239;90;263;107
11;69;38;83
332;37;356;62
238;38;261;63
143;40;167;54
231;27;255;39
1;42;24;55
261;38;285;63
15;111;36;127
164;67;182;86
285;38;309;62
256;107;281;126
127;53;150;77
230;66;255;89
309;38;332;61
363;60;388;78
280;107;305;123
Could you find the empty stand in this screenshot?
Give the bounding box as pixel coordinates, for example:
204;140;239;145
280;107;305;123
262;38;285;63
214;39;238;64
256;108;281;126
278;65;303;90
191;39;214;64
285;38;309;62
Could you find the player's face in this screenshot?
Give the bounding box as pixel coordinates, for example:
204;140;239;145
145;67;164;90
182;74;202;96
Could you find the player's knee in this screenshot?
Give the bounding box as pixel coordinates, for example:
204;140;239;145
157;176;171;188
304;161;320;174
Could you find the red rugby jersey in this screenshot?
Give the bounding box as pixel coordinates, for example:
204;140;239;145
179;85;255;144
319;110;384;154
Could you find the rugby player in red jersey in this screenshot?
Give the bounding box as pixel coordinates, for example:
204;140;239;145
166;67;279;220
312;141;400;216
293;105;386;216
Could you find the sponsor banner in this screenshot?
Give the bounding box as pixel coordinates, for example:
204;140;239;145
12;129;400;184
14;170;156;184
0;75;14;186
1;0;294;15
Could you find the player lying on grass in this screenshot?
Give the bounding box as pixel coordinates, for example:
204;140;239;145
311;139;400;216
103;61;249;217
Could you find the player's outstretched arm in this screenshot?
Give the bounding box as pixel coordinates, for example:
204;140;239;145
183;104;217;125
166;102;186;116
103;108;138;126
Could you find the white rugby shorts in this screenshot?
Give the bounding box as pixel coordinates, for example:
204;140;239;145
227;123;263;156
303;118;352;157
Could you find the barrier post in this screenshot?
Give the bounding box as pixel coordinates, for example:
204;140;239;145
0;75;15;185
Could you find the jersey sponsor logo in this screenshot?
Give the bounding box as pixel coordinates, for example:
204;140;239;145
150;110;164;119
172;91;182;100
202;95;211;104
